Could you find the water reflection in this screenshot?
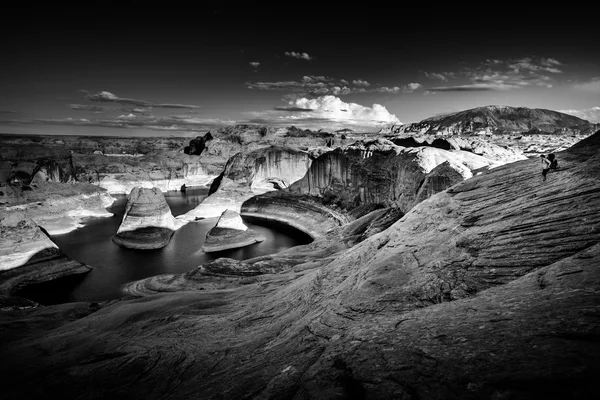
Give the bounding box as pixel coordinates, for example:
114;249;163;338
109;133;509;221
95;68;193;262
46;188;311;302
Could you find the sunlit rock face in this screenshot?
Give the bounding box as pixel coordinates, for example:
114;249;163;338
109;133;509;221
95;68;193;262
2;133;600;398
181;146;312;220
75;153;218;194
0;212;90;298
287;140;501;213
202;209;265;252
112;187;185;249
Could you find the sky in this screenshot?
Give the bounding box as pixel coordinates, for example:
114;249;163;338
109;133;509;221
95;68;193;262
1;2;598;136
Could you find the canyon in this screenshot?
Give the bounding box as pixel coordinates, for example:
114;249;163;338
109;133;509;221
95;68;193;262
0;105;598;399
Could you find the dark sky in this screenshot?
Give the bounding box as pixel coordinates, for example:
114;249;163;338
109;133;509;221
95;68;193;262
1;2;598;135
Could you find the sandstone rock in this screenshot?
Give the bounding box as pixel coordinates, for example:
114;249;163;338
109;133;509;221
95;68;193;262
0;212;91;297
112;187;185;249
2;132;600;399
181;146;312;220
202;210;265;252
1;182;115;235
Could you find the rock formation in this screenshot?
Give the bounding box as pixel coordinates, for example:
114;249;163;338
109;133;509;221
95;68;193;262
394;105;598;136
288;139;505;213
184;131;213;155
181;146;313;220
112;187;185;249
202;209;266;252
0;212;91;301
0;131;600;398
1;182;115;235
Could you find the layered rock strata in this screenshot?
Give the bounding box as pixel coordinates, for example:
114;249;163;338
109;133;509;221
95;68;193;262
181;146;312;220
1;133;600;398
112;187;184;249
288;139;504;213
201;210;266;252
0;212;91;300
2;182;115;235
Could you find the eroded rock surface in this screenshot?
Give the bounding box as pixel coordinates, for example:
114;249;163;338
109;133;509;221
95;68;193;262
182;146;312;220
112;187;184;249
202;210;265;252
0;212;91;300
1;132;600;399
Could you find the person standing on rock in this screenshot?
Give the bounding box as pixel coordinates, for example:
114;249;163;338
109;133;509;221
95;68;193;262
540;154;551;181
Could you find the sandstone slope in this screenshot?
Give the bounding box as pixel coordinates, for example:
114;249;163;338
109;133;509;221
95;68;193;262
0;212;91;301
0;132;599;399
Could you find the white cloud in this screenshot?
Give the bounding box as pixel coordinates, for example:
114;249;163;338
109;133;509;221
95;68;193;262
573;77;600;93
250;61;260;68
284;51;312;61
352;79;370;87
405;82;422;92
559;106;600;123
290;95;400;126
86;91;201;108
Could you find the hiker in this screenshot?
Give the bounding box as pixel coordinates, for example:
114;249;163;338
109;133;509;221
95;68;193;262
540;154;551;181
548;153;559;170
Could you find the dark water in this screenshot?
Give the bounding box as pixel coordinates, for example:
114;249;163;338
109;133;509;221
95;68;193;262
24;188;311;303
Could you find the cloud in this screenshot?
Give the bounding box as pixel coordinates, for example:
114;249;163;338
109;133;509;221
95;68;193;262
559;106;600;123
572;77;600;93
248;95;401;131
273;106;314;112
0;110;17;114
284;51;312;61
85;91;201;109
0;114;235;133
424;72;456;81
424;57;563;92
508;57;563;74
352;79;370;87
247;75;420;96
374;83;422;93
428;83;519;92
250;61;260;68
69;104;108;113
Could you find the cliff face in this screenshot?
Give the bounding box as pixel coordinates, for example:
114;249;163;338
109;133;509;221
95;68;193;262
1;132;600;399
0;145;77;187
0;212;91;299
112;187;184;249
181;146;313;220
288;140;504;213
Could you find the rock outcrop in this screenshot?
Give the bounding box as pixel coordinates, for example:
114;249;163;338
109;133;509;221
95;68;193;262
202;210;265;252
112;187;184;249
288;139;504;213
0;212;91;301
1;182;115;235
181;146;312;220
1;132;600;399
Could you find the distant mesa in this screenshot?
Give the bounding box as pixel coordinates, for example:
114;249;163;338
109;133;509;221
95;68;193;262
379;105;599;136
112;187;185;250
202;209;265;252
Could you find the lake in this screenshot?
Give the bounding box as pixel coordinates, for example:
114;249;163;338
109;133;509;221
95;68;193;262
21;188;312;304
